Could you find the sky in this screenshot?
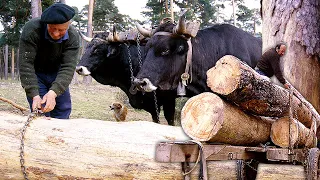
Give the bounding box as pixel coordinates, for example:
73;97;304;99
66;0;148;20
66;0;260;21
0;0;260;31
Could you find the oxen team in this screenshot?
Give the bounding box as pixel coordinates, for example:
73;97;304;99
76;13;262;126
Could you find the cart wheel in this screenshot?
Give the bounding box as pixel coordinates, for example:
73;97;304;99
306;148;320;180
236;160;245;180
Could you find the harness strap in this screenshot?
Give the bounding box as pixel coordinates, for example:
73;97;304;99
181;39;192;85
153;32;173;36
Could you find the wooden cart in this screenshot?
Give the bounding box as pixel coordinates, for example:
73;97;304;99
155;141;320;179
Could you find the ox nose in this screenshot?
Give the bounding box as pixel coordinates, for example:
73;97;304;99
76;66;91;76
133;78;157;92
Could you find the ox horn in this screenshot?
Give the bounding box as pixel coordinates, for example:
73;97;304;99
78;31;93;42
107;26;121;42
135;22;153;37
173;10;187;35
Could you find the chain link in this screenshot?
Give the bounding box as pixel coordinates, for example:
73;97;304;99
124;43;135;83
20;111;42;179
122;29;160;123
153;91;160;123
136;32;143;69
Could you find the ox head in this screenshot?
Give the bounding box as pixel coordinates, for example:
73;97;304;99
133;13;199;92
76;27;122;77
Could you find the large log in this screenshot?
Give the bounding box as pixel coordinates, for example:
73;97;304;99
181;92;273;145
271;117;315;148
0;111;248;179
206;55;319;129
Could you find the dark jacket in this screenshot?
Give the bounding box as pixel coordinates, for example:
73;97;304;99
256;48;286;84
19;17;79;98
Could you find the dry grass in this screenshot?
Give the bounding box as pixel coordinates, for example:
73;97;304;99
0;79;171;124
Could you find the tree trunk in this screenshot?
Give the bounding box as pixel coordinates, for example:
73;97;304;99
181;92;272;145
261;0;320;113
11;47;14;80
82;0;94;84
4;45;8;80
206;55;319;129
31;0;42;18
271;117;315;148
16;48;20;80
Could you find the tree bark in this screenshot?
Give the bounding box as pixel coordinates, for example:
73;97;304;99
206;55;319;129
271;117;315;148
261;0;320;113
1;111;253;179
4;45;8;80
11;47;14;80
181;92;272;145
31;0;42;18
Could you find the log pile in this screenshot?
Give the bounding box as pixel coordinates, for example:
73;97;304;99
181;55;319;148
1;111;268;179
0;111;308;179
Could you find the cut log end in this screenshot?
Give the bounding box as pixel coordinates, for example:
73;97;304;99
271;117;315;148
181;92;224;141
206;55;242;95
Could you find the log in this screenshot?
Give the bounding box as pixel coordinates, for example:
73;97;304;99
271;117;315;148
0;111;246;179
256;163;305;179
206;55;319;129
181;92;273;145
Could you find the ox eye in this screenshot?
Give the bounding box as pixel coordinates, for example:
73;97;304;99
93;48;98;54
177;45;184;53
161;49;170;56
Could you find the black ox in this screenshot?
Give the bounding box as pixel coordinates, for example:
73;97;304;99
76;31;176;125
134;15;262;95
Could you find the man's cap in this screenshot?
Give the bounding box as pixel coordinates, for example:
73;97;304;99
41;3;75;24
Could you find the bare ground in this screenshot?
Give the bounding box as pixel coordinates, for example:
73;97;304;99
0;79;174;125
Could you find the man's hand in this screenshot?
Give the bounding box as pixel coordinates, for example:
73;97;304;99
41;90;57;113
284;83;291;89
32;95;43;111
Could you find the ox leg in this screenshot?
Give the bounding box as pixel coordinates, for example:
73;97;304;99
151;114;160;124
163;97;176;126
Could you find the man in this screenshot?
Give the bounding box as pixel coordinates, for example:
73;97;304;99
255;43;290;89
19;3;80;119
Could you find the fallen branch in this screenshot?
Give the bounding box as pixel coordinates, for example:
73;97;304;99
0;96;29;111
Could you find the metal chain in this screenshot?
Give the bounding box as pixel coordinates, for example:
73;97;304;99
153;91;160;123
20;111;42;180
135;33;160;122
124;43;135;83
136;32;143;69
120;29;160;123
245;159;258;172
289;87;293;154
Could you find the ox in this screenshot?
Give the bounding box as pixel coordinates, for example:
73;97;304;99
76;31;176;125
134;15;262;95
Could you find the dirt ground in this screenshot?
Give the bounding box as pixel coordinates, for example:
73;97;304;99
0;80;173;124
